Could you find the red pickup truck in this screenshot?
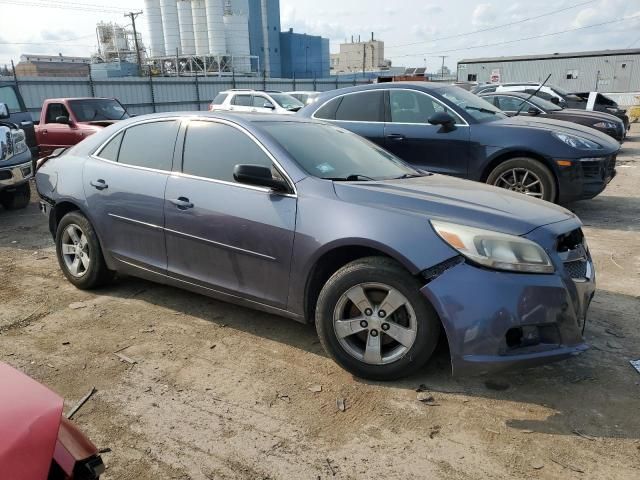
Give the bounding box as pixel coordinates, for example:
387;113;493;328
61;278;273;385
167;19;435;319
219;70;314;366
35;98;129;158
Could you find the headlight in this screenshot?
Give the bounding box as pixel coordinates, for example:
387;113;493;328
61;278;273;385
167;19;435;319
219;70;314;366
592;121;617;130
431;220;554;273
552;131;602;150
11;129;28;155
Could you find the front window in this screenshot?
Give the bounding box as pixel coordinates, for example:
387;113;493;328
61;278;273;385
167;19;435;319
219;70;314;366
261;122;418;181
68;99;129;122
389;90;463;124
267;93;304;111
439;86;506;122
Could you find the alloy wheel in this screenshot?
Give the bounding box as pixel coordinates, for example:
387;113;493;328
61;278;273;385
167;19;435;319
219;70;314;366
60;224;90;277
494;168;545;198
332;282;418;365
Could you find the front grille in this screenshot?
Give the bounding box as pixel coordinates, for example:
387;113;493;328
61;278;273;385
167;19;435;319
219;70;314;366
564;260;588;279
582;156;616;180
607;155;616;177
0;170;11;181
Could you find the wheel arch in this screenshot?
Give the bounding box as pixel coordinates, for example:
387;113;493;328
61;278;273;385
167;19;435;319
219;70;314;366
481;150;557;182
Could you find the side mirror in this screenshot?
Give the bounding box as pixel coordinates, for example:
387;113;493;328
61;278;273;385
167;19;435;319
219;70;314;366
263;102;275;110
55;116;71;125
233;164;289;192
527;107;540;116
428;111;456;131
550;97;560;105
0;103;9;119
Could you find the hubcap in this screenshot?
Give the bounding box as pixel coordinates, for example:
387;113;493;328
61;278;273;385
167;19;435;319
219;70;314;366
61;224;90;278
333;282;418;365
494;168;544;198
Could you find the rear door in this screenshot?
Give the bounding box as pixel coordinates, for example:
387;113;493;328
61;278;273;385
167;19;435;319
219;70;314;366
164;119;296;307
312;90;386;147
83;120;180;272
383;89;471;176
229;93;253;112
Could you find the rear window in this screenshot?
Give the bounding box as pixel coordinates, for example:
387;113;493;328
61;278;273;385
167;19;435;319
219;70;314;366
335;91;384;122
212;93;228;105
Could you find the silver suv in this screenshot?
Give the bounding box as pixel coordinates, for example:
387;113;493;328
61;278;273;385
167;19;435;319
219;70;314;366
209;89;304;115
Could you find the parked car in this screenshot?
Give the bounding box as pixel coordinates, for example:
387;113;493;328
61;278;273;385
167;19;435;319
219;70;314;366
209;89;304;114
37;112;594;380
0;80;39;162
285;91;321;105
299;82;620;203
479;91;626;141
473;83;630;132
0;362;105;479
35;97;130;158
0;102;33;210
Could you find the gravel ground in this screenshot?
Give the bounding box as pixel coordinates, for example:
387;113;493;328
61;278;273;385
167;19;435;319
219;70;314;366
1;125;639;479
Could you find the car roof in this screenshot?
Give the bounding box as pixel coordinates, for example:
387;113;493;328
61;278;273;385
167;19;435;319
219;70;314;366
45;97;116;102
115;111;319;128
313;81;451;99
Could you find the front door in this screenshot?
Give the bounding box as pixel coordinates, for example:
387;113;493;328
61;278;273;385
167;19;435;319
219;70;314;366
383;89;471;176
38;103;78;157
164;119;296;308
613;60;633;92
83;120;180;272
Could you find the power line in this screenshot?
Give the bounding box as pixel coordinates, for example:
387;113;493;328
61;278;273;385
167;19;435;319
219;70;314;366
393;14;640;59
385;0;596;50
0;0;125;14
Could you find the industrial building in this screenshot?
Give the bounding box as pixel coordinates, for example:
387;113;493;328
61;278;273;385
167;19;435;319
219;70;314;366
457;48;640;93
280;29;330;78
14;54;90;77
330;35;388;74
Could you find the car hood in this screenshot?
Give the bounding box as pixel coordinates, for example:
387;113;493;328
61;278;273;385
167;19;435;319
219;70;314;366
333;174;575;236
0;363;63;480
554;109;623;124
492;115;620;148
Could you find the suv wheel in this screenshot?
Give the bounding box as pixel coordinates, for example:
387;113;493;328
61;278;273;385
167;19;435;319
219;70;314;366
487;157;556;202
315;257;440;381
55;211;114;289
0;183;31;210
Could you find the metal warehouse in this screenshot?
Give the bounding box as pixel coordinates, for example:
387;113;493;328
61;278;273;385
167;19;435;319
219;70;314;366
457;48;640;93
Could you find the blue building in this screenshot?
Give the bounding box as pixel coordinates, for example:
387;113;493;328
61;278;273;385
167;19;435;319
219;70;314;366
231;0;282;77
280;29;330;79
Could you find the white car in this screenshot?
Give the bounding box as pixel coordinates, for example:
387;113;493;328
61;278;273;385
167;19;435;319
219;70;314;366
209;89;304;114
286;91;322;105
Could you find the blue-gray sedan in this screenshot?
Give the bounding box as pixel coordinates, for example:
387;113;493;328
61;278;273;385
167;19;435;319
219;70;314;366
36;113;593;380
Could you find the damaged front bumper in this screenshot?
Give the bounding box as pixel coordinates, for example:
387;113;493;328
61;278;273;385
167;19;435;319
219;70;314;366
420;240;594;376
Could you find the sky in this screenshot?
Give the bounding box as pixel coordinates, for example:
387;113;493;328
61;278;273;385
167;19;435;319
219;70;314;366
1;0;639;71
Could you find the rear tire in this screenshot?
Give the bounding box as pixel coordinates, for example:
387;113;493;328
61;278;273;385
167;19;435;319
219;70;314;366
0;183;31;210
55;211;114;289
487;157;557;202
315;257;440;381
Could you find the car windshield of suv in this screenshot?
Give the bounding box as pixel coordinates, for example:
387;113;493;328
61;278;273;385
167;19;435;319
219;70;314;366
439;87;506;122
69;99;129;121
260;122;421;181
269;93;305;111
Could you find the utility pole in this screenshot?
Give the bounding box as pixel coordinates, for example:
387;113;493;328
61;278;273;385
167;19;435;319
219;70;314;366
434;55;448;79
125;11;143;75
362;46;366;77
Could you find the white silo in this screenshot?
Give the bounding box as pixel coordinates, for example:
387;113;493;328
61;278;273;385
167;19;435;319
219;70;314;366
205;0;226;56
191;0;209;55
144;0;166;57
177;0;196;55
224;12;250;72
160;0;182;56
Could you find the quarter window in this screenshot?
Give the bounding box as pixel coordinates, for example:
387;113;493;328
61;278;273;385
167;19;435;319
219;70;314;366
232;94;252;106
117;121;178;170
97;132;123;161
314;97;341;119
212;93;228;105
334;91;384;122
182;121;273;183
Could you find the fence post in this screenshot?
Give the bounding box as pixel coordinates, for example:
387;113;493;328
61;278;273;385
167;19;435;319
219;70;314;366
313;74;317;91
194;74;201;111
292;73;296;92
10;59;20;93
335;75;338;90
88;70;95;97
262;70;267;91
148;71;156;113
353;74;356;86
232;69;236;89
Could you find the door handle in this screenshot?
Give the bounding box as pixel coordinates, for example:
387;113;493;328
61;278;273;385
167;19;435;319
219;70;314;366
170;197;194;210
90;179;108;190
41;129;48;135
386;134;405;141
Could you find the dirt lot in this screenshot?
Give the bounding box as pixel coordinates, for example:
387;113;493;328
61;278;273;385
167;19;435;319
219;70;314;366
1;126;639;480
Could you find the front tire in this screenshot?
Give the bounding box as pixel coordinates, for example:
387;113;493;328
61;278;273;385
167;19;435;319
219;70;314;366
0;183;31;210
487;157;557;202
315;257;440;381
55;211;114;289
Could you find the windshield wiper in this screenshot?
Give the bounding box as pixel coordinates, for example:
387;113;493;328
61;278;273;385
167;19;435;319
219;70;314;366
394;173;427;179
324;174;376;181
465;106;498;115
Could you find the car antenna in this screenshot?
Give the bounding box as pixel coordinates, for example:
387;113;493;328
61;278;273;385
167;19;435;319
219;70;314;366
514;73;552;116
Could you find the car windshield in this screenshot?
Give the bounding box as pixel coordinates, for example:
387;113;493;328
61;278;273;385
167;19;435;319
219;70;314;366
525;95;563;111
439;86;506;122
69;99;129;121
269;93;305;111
260;122;420;181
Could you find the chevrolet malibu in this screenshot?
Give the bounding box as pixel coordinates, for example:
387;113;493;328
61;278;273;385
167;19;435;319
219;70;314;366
36;113;594;380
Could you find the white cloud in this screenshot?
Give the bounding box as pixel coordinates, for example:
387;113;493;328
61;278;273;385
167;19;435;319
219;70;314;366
472;3;497;27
